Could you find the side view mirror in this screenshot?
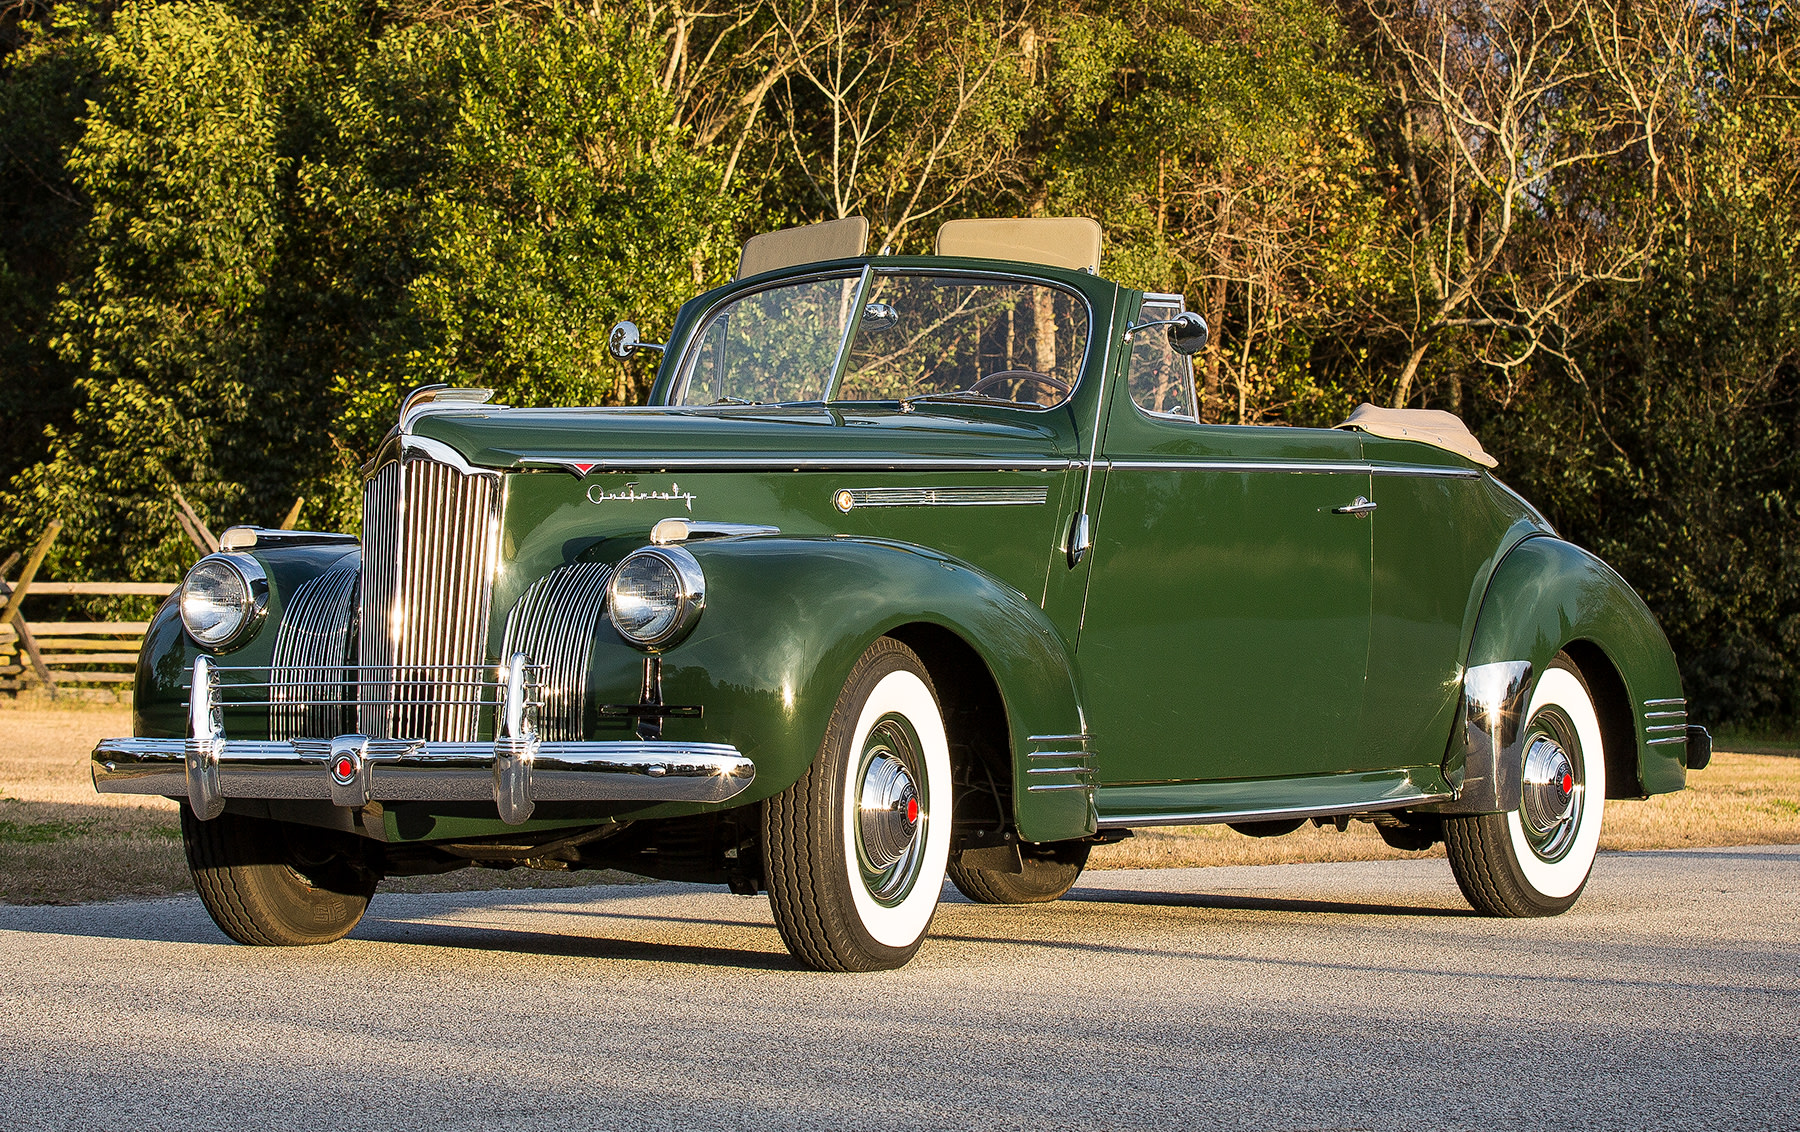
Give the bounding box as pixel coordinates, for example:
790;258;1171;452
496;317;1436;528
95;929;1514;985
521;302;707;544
1127;310;1209;356
608;320;666;360
1165;311;1209;356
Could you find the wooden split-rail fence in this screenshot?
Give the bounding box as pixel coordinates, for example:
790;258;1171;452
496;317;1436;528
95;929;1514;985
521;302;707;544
0;581;175;698
3;491;306;699
0;520;176;700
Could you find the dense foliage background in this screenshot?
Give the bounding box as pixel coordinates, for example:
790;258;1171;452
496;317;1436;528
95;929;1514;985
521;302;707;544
1;0;1795;727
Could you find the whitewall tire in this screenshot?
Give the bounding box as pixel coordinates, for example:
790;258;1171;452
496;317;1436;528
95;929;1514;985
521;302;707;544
763;637;952;970
1447;655;1607;916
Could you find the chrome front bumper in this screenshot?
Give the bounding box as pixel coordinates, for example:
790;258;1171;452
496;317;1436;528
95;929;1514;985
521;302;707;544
92;654;753;825
92;735;756;825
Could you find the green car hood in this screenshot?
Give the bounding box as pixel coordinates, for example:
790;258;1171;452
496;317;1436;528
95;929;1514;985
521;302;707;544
409;404;1077;470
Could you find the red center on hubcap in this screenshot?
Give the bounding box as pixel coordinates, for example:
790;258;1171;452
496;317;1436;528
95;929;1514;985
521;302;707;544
906;797;919;824
336;757;355;779
1561;772;1574;795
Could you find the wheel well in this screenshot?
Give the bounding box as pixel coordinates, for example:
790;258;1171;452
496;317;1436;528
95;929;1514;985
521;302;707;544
885;623;1014;841
1561;639;1643;799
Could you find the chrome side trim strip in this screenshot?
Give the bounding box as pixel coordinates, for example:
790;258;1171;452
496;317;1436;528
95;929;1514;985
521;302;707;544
1027;733;1089;744
836;486;1049;510
1107;459;1481;479
1096;791;1454;829
1644;710;1688;719
1646;736;1688;746
1644;697;1687;707
1646;724;1687;734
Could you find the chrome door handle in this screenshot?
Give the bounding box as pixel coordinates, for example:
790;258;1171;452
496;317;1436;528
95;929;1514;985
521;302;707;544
1333;496;1377;516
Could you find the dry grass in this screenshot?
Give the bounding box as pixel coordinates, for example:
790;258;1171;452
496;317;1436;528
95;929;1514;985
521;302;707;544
2;701;1795;903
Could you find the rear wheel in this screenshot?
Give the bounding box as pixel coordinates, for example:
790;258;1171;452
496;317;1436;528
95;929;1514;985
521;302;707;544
762;638;953;971
949;840;1090;904
182;810;379;945
1446;656;1606;917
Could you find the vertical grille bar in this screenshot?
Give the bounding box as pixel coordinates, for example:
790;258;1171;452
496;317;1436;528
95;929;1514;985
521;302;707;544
358;453;501;741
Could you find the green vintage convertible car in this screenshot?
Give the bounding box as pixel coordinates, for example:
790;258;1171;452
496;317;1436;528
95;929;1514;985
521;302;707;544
94;217;1709;971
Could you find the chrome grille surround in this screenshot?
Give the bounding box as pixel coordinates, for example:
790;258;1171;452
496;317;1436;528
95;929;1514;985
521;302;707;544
358;452;504;741
267;556;359;740
501;562;614;741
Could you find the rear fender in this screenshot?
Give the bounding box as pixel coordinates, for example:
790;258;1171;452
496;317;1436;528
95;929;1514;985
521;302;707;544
1434;535;1686;814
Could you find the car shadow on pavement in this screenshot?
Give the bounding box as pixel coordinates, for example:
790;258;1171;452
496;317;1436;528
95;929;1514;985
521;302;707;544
1062;887;1473;918
350;916;800;971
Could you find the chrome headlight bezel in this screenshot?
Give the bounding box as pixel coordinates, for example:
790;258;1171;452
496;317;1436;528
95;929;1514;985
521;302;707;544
607;546;706;650
178;552;269;652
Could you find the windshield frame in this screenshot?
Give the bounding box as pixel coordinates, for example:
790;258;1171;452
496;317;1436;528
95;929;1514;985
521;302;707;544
666;264;1097;413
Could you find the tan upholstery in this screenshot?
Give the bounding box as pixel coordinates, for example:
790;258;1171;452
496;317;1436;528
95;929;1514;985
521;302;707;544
934;217;1103;273
736;216;869;280
1336;403;1498;468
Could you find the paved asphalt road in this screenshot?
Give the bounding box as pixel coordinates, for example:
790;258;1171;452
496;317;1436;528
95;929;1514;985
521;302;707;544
1;846;1794;1131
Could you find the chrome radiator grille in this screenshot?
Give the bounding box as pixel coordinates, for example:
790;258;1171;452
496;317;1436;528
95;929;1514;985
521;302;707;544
358;456;503;741
268;558;359;740
501;562;614;741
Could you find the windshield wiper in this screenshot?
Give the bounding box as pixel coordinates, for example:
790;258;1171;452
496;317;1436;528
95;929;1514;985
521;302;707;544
895;390;1023;412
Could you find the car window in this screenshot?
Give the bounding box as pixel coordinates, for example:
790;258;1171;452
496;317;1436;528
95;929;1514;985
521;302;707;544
676;275;860;405
834;275;1086;408
1129;293;1197;420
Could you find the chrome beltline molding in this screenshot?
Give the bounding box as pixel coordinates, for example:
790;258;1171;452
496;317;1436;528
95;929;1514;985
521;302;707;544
1095;789;1454;829
1107;460;1483;479
518;455;1079;475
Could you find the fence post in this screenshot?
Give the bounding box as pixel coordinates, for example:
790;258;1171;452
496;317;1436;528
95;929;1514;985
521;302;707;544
0;521;63;697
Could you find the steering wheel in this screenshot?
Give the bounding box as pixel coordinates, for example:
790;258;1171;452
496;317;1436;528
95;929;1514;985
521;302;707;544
968;369;1071;403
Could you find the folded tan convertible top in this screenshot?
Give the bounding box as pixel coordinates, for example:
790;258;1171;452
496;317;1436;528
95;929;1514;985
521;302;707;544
1336;403;1497;468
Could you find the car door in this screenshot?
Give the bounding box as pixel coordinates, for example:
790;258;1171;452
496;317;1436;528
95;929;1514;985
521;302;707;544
1078;305;1374;788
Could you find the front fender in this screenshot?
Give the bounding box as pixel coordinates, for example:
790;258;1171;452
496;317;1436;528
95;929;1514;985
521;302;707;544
133;542;362;740
663;536;1093;841
1437;535;1686;813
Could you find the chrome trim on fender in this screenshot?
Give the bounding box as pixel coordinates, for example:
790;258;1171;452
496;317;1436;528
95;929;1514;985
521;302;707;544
1644;697;1687;707
650;518;780;544
1433;660;1533;814
1646;736;1688;746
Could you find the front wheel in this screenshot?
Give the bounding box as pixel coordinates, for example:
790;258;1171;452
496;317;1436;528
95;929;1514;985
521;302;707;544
1446;656;1607;917
182;810;379;945
762;638;953;971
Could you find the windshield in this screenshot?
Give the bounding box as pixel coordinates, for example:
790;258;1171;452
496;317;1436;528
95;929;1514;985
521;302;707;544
671;271;1089;409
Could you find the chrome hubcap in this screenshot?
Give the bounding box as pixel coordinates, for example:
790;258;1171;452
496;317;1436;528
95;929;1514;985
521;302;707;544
854;717;927;904
1521;729;1581;860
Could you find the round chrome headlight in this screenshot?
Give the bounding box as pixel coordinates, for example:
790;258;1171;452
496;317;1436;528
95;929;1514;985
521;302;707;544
179;553;268;651
608;546;705;650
